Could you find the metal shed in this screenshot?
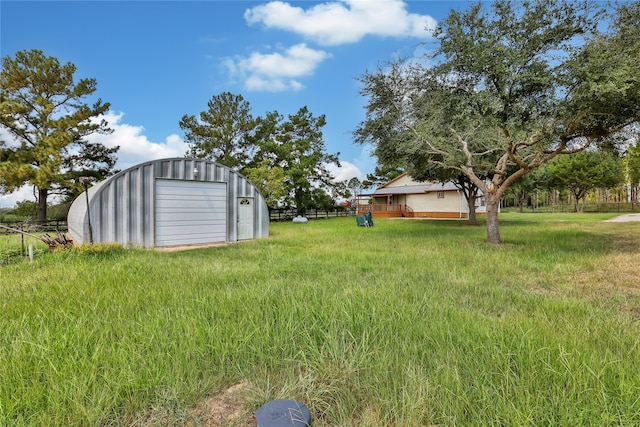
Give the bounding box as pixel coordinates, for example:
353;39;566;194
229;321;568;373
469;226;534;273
67;158;270;248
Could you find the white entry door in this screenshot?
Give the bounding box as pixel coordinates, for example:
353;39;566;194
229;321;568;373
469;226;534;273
237;197;254;240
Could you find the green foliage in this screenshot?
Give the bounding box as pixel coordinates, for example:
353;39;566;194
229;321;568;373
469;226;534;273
625;142;640;201
179;94;342;211
1;216;640;425
328;178;349;203
0;213;26;223
363;163;404;187
250;107;340;213
308;187;335;210
10;200;37;219
179;92;256;170
2;200;69;221
243;158;287;208
564;1;640;139
0;49;118;222
509;165;553;211
46;201;71;221
548;150;625;211
356;0;640;243
344;177;366;203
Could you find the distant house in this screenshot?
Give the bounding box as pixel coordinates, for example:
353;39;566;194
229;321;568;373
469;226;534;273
357;173;487;219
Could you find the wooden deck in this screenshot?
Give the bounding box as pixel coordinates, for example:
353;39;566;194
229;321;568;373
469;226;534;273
357;204;409;218
357;204;477;219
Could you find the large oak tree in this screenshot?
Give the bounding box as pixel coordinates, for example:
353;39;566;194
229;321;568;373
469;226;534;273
357;0;640;243
0;49;117;221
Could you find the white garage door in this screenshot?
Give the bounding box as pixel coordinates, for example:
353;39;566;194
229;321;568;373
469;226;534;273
155;179;227;247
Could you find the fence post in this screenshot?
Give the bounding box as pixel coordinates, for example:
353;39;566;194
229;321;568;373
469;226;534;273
20;223;25;256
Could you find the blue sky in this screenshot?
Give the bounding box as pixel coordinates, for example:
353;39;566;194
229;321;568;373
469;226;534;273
1;0;456;208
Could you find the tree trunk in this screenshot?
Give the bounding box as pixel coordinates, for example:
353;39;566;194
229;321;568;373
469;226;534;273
468;198;478;224
465;193;478;224
486;196;502;244
37;188;48;223
572;190;583;212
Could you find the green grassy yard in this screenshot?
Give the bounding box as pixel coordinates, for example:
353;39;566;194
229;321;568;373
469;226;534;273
1;213;640;426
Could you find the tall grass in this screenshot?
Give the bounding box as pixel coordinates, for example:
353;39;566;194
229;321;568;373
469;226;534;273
0;233;49;266
1;214;640;425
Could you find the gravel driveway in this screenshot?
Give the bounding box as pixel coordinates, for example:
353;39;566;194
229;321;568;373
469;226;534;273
605;213;640;222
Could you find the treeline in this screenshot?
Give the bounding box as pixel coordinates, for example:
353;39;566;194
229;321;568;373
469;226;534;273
505;147;640;212
1;50;366;223
179;93;351;214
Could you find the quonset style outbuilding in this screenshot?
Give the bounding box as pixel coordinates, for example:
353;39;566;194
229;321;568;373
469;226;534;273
68;158;270;248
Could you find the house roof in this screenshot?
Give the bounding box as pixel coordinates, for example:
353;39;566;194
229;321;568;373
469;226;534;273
365;173;459;196
372;181;459;195
377;172;409;188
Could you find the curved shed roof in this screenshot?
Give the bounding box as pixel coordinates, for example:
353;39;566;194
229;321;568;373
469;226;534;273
68;158;269;248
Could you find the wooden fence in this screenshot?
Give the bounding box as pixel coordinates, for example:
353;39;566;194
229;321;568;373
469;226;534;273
504;202;639;213
0;220;68;235
269;208;356;222
0;221;68;265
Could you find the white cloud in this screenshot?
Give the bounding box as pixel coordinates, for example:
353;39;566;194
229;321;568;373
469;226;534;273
0;112;189;208
225;43;330;92
1;186;36;209
327;160;363;182
244;0;437;46
88;111;189;171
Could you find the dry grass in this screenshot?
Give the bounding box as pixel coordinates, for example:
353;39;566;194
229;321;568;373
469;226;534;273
565;230;640;317
188;381;255;427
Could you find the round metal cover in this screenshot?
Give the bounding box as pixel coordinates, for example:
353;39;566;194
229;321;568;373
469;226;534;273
255;399;311;426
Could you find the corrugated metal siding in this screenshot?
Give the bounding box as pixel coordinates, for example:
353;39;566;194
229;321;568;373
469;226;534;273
67;158;270;248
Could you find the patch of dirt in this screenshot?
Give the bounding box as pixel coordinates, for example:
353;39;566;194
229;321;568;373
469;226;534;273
188;380;256;427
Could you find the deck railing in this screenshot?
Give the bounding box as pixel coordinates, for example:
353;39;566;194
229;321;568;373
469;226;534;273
357;204;411;216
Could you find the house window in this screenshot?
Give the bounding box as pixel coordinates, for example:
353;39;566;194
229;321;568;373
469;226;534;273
437;191;445;199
